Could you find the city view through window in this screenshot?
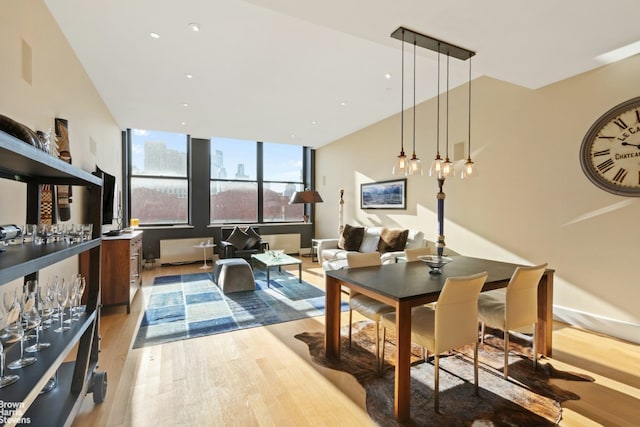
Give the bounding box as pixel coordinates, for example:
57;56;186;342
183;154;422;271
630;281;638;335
130;130;306;225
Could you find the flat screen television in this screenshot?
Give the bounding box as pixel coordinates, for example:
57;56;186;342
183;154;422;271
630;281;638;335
96;166;116;225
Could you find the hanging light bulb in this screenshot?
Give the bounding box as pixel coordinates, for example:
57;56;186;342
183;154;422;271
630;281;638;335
429;45;443;178
441;54;454;179
408;39;423;176
429;154;443;177
393;30;408;176
461;57;476;179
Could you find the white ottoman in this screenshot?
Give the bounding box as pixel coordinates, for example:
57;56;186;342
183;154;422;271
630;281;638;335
213;259;255;293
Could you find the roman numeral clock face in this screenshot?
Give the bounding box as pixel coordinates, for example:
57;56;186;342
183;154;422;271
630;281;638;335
580;97;640;196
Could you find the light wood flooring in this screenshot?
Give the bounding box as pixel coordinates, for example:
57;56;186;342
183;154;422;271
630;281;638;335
71;257;640;427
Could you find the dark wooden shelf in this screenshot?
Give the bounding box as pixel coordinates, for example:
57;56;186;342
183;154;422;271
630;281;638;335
0;127;104;426
0;130;101;186
0;310;97;424
0;239;101;284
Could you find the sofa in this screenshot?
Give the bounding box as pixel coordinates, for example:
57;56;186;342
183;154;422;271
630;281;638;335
318;225;426;271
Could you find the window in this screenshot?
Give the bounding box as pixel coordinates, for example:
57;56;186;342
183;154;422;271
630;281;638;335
210;138;258;223
129;129;189;225
263;142;304;222
126;131;312;227
209;139;305;223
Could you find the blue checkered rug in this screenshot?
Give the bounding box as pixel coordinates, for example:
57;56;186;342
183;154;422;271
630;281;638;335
133;270;345;348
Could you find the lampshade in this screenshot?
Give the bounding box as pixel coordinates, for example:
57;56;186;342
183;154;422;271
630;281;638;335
289;190;323;204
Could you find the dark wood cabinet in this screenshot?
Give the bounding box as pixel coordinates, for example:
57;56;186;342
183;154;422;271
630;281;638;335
99;231;142;313
0;129;104;425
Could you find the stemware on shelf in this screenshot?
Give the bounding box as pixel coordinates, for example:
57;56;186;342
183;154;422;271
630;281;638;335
6;289;36;370
0;304;19;388
23;280;50;353
38;280;54;329
54;279;70;333
76;276;87;315
65;276;80;324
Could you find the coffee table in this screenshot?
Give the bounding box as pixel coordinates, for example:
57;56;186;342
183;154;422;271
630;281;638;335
251;253;302;286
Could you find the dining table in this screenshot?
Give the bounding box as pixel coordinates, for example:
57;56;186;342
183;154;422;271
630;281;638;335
324;255;554;422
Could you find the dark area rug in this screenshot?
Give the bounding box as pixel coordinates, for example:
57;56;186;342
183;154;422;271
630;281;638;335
295;322;594;426
134;270;346;348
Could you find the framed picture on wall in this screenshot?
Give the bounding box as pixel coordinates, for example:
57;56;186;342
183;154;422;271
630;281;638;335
360;178;406;209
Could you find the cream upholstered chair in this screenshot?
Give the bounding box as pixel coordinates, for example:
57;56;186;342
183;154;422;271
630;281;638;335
346;252;394;374
381;271;488;412
477;263;547;379
404;246;432;262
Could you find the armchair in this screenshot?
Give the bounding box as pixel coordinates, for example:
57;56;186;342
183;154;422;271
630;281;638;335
218;226;269;260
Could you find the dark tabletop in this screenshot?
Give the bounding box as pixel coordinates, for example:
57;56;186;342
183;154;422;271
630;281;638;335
325;255;526;302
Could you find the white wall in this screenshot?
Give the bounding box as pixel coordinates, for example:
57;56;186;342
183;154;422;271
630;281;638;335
0;1;121;286
316;56;640;344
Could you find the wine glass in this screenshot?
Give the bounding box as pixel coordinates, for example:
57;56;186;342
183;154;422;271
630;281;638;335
23;281;50;352
0;304;19;388
76;276;87;315
1;289;17;341
65;276;79;324
7;291;36;369
54;279;70;333
48;277;60;321
38;280;54;329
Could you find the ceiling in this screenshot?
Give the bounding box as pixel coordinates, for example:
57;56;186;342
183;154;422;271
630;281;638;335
44;0;640;148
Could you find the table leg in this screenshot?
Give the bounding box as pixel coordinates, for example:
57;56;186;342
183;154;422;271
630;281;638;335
537;271;554;356
324;276;342;359
394;302;412;421
200;247;209;269
298;263;302;283
267;266;271;288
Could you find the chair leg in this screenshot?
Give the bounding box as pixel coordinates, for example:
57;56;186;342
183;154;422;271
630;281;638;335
434;355;440;413
503;330;510;379
375;321;381;375
473;341;479;396
532;322;538;370
381;327;387;372
348;308;353;348
480;321;485;343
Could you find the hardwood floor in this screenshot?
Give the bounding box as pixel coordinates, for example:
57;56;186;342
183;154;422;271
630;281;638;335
72;257;640;426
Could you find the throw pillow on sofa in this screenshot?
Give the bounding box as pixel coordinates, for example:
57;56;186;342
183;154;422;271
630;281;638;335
338;224;365;251
377;228;409;253
226;227;250;250
243;226;261;249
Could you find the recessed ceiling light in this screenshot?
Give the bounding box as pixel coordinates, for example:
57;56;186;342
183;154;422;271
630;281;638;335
180;121;187;126
184;73;193;79
182;103;189;107
149;32;160;39
340;101;347;107
311;121;317;125
188;23;200;32
385;73;392;79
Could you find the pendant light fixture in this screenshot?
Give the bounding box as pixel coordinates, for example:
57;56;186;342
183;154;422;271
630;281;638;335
392;29;408;176
441;55;454;178
390;26;476;256
429;45;443;177
461;56;476;179
408;39;423;176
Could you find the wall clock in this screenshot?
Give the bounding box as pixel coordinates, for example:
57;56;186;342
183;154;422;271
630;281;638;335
580;96;640;196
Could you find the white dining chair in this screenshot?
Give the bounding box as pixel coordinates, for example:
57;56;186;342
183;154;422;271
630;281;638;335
381;271;488;412
477;263;547;379
404;246;432;262
346;252;394;375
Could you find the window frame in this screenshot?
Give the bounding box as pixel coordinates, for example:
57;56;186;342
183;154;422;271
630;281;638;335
127;129;191;227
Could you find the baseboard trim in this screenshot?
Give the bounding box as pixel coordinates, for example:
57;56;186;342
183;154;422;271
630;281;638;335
554;305;640;344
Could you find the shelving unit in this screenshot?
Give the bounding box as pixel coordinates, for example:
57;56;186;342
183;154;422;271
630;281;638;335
0;129;105;426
